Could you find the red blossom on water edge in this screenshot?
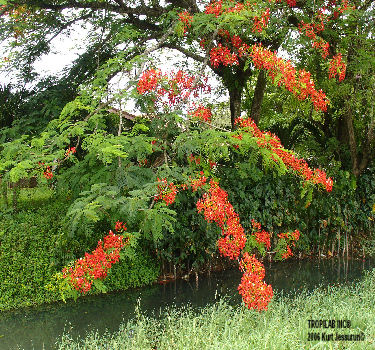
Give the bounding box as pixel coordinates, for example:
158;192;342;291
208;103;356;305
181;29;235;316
62;229;128;293
196;179;246;260
281;245;293;259
278;229;300;259
251;220;271;250
238;253;273;311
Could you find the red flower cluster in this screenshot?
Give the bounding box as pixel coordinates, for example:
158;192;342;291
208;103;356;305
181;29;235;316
328;53;346;81
278;229;300;259
299;20;325;41
178;11;193;34
231;34;242;48
312;39;330;59
284;0;296;7
65;146;76;157
335;0;355;17
208;160;217;169
115;220;127;232
137;69;162;95
231;134;243;140
214;30;250;59
251;219;271;250
189;105;212;123
281;245;293;259
137;69;211;108
155;178;179;206
188;154;201;165
204;0;245;17
43;166;53;180
231;133;243;149
210;44;239;68
250;44;329;112
298;12;331;59
296;6;350;82
238;252;273;311
253;8;270;33
234;117;333;191
138;158;148;167
251;219;261;231
278;229;300;241
190;172;207;192
204;0;224;17
197;180;246;260
62;230;128;293
274;0;296;7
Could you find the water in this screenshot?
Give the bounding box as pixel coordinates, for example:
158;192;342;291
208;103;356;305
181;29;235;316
0;258;373;350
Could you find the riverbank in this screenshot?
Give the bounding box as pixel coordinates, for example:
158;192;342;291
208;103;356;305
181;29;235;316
56;268;375;350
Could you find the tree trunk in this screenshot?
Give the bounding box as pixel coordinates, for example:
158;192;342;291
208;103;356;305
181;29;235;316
250;70;267;124
229;88;242;129
217;65;251;130
344;103;360;176
344;100;375;177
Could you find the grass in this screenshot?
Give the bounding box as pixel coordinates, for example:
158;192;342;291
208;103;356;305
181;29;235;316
56;269;375;350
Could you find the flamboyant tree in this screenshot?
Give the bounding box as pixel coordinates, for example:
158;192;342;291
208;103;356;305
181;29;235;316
0;0;372;309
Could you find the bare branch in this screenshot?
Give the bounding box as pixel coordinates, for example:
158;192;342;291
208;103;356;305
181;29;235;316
161;43;206;63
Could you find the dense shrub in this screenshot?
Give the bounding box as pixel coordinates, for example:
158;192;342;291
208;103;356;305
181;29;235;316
221;166;375;256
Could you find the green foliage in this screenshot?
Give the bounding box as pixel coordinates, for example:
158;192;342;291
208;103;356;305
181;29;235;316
65;183;126;237
105;248;159;291
0;193;68;310
220;165;375;255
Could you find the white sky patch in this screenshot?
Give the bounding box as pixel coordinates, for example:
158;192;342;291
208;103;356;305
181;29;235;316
34;31;86;79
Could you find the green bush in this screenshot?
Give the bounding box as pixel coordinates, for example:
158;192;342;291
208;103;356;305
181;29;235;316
0;194;68;310
105;251;159;291
0;188;159;311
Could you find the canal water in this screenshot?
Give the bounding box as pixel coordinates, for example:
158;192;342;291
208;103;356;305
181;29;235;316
0;258;374;350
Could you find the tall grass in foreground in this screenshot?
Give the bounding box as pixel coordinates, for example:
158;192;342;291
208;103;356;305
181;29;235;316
57;269;375;350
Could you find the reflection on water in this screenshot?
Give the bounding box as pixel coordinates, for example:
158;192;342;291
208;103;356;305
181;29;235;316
0;258;373;350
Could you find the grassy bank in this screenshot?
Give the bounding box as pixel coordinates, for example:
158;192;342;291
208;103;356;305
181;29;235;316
57;269;375;350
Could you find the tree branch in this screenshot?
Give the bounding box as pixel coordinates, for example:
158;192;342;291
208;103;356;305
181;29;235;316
161;43;206;63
